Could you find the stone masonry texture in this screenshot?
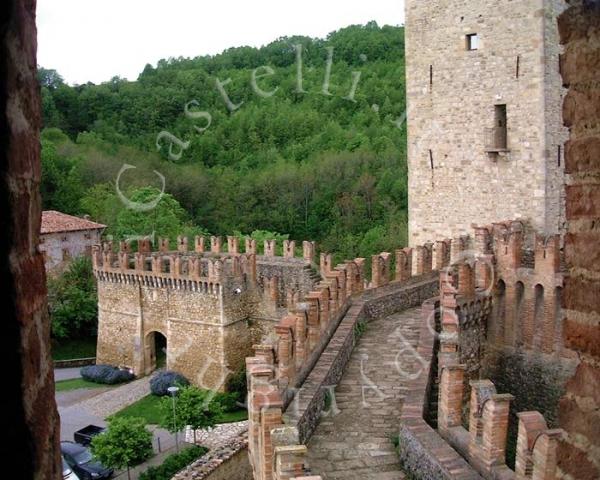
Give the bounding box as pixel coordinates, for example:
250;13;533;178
405;0;569;245
557;1;600;478
0;0;61;478
95;252;317;390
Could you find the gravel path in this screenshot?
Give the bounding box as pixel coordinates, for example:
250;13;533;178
185;421;248;449
75;376;152;418
56;386;113;408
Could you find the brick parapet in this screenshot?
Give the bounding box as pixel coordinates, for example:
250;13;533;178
398;298;482;479
437;366;563;480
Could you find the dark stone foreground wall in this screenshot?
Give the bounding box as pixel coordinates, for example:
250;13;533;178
482;347;577;467
557;2;600;478
483;347;576;429
1;0;61;478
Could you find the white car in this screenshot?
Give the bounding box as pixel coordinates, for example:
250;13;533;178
62;457;80;480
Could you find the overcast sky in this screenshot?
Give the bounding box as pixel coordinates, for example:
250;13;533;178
37;0;405;85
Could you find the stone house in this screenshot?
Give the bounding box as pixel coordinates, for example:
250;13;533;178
40;210;105;274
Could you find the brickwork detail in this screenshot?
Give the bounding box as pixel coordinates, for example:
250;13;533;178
556;2;600;478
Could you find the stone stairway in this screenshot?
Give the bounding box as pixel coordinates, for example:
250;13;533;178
305;307;424;480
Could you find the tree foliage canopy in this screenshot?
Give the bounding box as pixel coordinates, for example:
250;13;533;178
39;23;408;262
47;256;98;339
159;386;223;438
90;417;153;471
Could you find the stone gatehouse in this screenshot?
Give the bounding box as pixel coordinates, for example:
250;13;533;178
93;236;319;390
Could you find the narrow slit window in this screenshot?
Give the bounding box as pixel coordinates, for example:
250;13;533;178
494;104;507;149
485;105;508;152
466;33;479;51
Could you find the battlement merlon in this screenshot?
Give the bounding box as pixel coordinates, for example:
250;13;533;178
93;235;319;272
92;243;257;287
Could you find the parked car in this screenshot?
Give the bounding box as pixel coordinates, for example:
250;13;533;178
62;457;80;480
74;425;106;446
60;441;113;480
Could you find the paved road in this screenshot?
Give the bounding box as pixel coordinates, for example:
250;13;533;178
306;308;423;480
55;367;83;382
57;379;181;479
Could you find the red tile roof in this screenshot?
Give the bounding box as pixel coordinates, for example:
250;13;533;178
41;210;106;234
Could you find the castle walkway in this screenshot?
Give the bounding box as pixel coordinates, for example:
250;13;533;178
305;307;423;479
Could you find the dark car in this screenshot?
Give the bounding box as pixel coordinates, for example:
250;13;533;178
60;441;113;480
74;425;106;446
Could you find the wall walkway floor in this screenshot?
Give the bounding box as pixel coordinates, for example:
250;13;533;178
306;307;424;479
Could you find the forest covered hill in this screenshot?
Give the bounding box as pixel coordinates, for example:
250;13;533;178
39;22;408;261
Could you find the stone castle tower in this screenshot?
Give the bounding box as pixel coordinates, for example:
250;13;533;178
405;0;568;246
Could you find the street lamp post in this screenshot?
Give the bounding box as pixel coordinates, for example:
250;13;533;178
167;386;180;453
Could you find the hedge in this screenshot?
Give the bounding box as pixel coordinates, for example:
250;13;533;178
80;364;135;385
149;371;190;396
139;446;207;480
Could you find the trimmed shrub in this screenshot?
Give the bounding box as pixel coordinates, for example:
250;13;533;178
213;392;240;413
149;370;190;396
80;364;135;385
139;445;206;480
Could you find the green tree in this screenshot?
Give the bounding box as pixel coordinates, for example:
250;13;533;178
91;417;153;480
159;386;223;444
115;187;202;244
80;183;123;237
47;257;98;339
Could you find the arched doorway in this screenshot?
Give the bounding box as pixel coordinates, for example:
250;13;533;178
144;331;167;375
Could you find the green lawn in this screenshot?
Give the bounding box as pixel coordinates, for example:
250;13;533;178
52;337;97;360
218;409;248;423
112;394;165;424
112;394;248;425
55;377;110;392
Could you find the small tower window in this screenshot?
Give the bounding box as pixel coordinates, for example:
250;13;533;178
466;33;479;51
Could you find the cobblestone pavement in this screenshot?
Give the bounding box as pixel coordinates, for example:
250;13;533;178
185;420;248;449
306;308;423;480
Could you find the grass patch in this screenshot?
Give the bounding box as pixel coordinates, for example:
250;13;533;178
113;394;164;424
218;409;248;423
353;320;368;338
52;337;97;360
55;377;110;392
112;394;248;425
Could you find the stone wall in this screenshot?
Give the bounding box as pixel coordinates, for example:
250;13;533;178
557;2;600;478
405;0;568;246
94;239;318;390
438;226;578;469
40;228;102;274
0;0;61;478
172;434;253;480
256;256;319;310
95;272;270;389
